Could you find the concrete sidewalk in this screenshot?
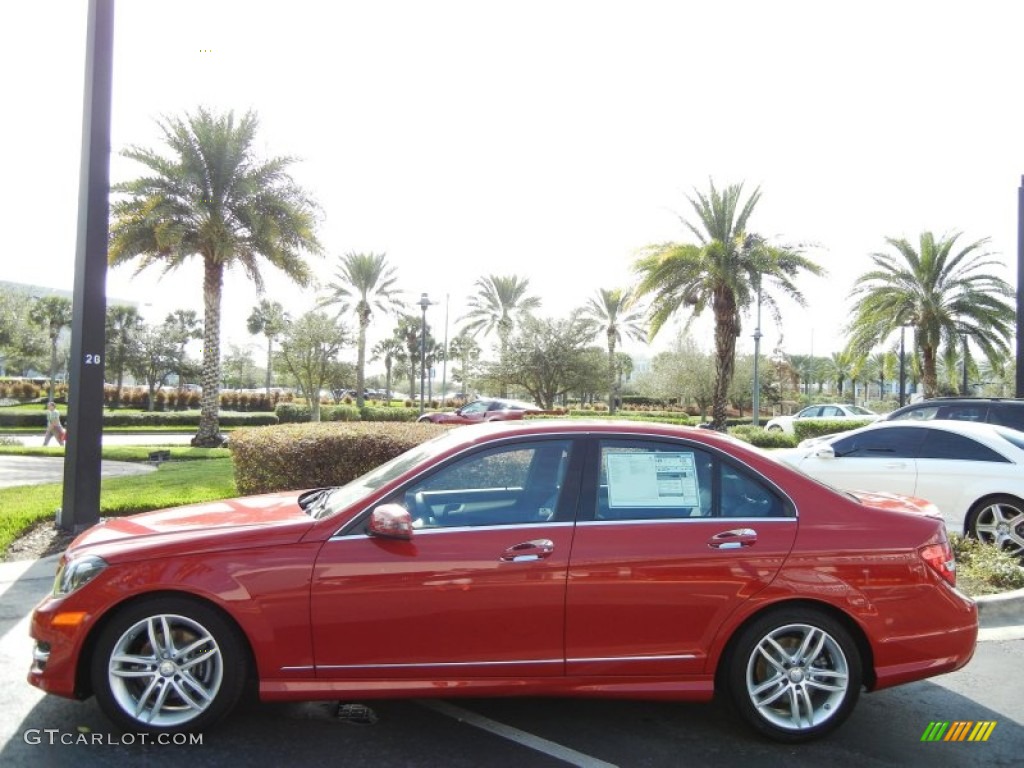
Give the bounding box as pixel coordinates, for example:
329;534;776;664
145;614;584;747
0;455;155;489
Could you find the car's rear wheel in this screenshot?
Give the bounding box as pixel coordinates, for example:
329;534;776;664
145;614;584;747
766;425;783;433
726;608;862;742
967;495;1024;557
91;596;248;733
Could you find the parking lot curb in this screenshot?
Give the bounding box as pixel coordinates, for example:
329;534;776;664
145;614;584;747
975;586;1024;629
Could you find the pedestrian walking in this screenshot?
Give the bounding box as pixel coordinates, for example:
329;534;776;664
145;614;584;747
43;401;66;446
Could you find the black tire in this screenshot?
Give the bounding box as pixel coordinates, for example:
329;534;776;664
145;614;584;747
766;425;783;433
91;596;248;733
966;494;1024;557
725;607;862;743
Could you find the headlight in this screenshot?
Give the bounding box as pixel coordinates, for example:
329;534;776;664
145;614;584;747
53;555;108;597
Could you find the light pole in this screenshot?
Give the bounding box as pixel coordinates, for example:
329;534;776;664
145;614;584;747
418;293;431;415
898;326;906;407
960;330;970;395
751;280;762;427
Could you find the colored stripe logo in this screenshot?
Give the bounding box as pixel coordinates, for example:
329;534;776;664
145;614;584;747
921;721;997;742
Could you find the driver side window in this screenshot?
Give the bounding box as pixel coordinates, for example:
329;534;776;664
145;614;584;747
398;440;571;528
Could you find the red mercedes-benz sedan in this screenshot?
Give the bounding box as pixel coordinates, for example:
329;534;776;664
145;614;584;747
28;420;976;742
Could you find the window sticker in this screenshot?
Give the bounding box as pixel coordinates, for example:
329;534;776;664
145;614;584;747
606;452;700;508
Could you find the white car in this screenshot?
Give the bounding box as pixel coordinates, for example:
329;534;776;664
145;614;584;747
774;419;1024;555
764;403;880;435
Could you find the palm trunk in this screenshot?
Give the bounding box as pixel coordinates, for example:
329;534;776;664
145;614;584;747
922;345;938;399
356;308;369;409
711;289;738;431
607;328;617;414
194;259;223;447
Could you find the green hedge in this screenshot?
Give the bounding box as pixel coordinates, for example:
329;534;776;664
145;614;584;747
275;404;362;423
728;425;798;448
230;421;450;495
0;409;278;429
792;419;876;442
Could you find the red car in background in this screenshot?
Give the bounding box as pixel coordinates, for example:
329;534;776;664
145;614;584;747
417;397;543;424
28;420;976;742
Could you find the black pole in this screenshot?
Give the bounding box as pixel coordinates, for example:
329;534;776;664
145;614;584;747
1017;175;1024;397
418;293;429;415
60;0;115;532
961;333;969;394
898;326;906;407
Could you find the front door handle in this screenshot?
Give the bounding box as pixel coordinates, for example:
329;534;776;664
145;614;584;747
708;528;757;549
500;539;554;562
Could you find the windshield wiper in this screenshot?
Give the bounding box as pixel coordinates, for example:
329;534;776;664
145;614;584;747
298;488;332;517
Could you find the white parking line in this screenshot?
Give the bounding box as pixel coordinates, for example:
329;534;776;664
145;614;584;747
419;700;618;768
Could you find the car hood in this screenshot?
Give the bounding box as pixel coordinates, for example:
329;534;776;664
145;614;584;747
65;492;318;563
847;490;944;520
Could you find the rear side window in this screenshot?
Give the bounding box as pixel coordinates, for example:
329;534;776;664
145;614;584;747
917;429;1009;462
593;439;791;520
991;405;1024;431
831;427;925;458
889;406;940;421
939;405;988;423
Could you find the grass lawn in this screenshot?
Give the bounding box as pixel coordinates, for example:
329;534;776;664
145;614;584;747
0;445;230;461
0;457;237;557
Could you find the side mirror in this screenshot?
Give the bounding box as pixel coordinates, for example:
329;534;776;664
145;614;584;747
368;504;414;541
813;445;836;459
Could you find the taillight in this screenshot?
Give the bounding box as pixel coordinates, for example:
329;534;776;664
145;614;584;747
919;538;956;587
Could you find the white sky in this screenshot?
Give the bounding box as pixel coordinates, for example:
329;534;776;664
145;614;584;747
2;0;1022;370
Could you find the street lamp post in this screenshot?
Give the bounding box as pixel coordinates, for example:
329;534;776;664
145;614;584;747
418;293;431;415
899;326;907;407
751;281;762;427
960;331;970;395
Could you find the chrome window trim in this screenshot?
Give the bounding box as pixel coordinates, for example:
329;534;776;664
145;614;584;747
577;518;797;527
329;521;575;541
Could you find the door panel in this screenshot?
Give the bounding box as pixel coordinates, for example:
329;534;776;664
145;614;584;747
311;524;573;678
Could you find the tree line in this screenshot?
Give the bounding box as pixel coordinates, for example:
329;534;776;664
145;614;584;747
3;107;1015;442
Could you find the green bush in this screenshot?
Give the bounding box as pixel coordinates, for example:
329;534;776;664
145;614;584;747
359;406;420;422
230;421;450;495
792;419;876;442
0;409;278;429
950;533;1024;595
729;425;798;448
274;403;362;423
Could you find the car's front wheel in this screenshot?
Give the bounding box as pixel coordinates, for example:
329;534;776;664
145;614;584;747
967;495;1024;557
766;424;783;433
725;608;862;742
91;596;248;733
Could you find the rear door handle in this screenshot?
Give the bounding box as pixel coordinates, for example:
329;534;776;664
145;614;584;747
500;539;555;562
708;528;757;549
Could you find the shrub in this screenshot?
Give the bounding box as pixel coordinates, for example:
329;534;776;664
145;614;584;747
728;425;798;448
230;421;450;494
792;419;876;442
950;533;1024;595
359;406;419;422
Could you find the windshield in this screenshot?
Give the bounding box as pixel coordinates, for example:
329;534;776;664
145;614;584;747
312;428;464;519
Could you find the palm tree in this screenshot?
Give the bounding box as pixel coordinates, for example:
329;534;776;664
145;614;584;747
247;299;289;393
846;232;1015;399
461;274;540;397
869;349;897;401
826;350;852;397
633;181;824;429
579;288;647;413
29;296;73;401
109;107;322;446
320;252;402;409
448;329;481;398
104;304;142;408
371;337;403;404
